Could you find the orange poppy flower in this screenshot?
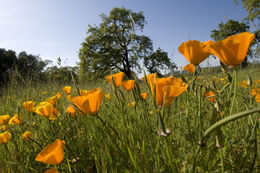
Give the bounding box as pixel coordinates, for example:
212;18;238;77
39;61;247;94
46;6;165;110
205;91;216;103
256;94;260;104
184;64;195;74
142;73;157;93
121;80;135;91
35;139;66;165
33;102;59;120
0;131;11;144
56;92;62;100
23;101;35;112
0;115;10;125
178;40;213;65
250;88;259;96
66;104;78;118
153;77;188;106
62;86;72;95
44;168;59;173
106;72;124;87
0;125;8;132
22;131;32;141
46;95;58;107
140;92;148;100
9;114;21;125
209;32;255;67
72;88;105;115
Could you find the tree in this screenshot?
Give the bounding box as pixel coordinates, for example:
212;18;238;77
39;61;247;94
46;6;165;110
144;48;176;76
79;7;154;79
234;0;260;21
0;48;17;84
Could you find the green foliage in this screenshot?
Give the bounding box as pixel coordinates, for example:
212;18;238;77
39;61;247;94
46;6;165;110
44;66;78;84
0;65;260;172
16;51;50;79
235;0;260;21
144;48;176;76
79;7;153;80
0;48;17;85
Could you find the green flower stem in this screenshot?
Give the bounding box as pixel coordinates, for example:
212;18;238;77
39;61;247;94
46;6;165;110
202;107;260;142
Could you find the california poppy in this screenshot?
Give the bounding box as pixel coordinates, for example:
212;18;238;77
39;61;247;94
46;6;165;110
0;131;11;144
9;114;21;125
66;104;77;118
46;95;58;107
121;80;135;91
44;168;59;173
72;88;105;115
153;77;188;106
106;72;124;87
205;91;216;103
140;92;148;100
62;86;72;95
56;92;62;100
256;93;260;104
142;73;157;93
33;102;59;120
23;101;35;112
22;131;32;141
35;139;66;165
178;40;213;65
184;64;195;74
0;115;10;125
0;125;8;132
209;32;255;67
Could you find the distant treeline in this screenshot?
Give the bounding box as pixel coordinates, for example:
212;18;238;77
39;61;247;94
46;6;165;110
0;48;77;87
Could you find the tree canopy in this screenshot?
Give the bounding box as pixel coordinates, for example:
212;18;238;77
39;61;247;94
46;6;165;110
79;7;175;80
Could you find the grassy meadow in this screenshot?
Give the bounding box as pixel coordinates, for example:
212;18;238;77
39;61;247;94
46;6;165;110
0;64;260;173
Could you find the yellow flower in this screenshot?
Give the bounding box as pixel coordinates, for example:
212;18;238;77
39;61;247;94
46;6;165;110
62;86;72;95
72;88;104;115
209;32;255;67
44;168;59;173
42;91;47;95
66;95;74;101
0;115;10;125
105;94;112;101
178;40;213;65
80;89;89;96
121;80;135;91
0;125;8;132
205;91;216;103
35;139;66;165
128;102;136;108
0;131;11;144
9;114;21;125
22;131;32;141
23;101;35;112
184;64;195;73
140;92;148;100
106;72;124;88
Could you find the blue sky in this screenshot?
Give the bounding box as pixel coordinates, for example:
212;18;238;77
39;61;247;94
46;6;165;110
0;0;249;69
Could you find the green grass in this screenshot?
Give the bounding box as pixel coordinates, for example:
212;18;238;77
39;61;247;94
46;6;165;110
0;65;260;173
